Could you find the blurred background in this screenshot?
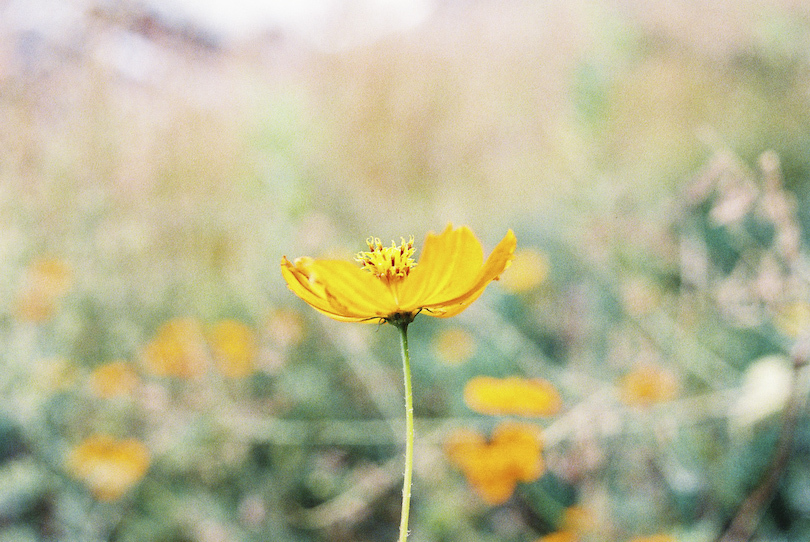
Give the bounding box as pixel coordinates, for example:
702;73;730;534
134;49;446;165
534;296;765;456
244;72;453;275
2;0;810;540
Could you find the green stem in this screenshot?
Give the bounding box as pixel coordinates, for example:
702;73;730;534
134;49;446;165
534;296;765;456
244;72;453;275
396;322;414;542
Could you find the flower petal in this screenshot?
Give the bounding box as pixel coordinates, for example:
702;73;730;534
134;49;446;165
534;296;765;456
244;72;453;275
281;257;397;322
281;257;355;321
422;229;516;317
399;225;484;311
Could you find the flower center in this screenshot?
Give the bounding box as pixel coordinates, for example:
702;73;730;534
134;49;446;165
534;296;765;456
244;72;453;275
356;236;416;283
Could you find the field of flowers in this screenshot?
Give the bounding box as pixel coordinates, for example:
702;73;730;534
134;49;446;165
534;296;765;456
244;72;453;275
2;1;810;541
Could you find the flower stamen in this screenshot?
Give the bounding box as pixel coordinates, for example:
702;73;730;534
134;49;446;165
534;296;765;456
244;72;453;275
356;236;416;284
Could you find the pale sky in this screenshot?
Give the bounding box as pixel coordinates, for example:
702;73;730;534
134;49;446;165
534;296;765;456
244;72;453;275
155;0;434;47
2;0;434;50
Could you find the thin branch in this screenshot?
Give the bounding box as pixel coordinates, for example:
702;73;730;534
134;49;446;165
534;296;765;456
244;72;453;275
715;346;809;542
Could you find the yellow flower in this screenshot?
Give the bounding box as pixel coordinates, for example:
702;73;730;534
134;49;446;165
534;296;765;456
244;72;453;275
536;532;578;542
14;257;72;322
499;248;549;293
88;361;140;398
618;364;679;408
67;435;150;501
560;506;596;533
628;536;675;542
774;301;810;338
444;422;544;505
208;319;257;378
281;225;516;324
432;327;476;364
141;318;208;379
534;506;596;542
464;376;562;417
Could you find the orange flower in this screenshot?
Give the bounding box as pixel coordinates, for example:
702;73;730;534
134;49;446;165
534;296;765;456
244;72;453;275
445;422;544;504
88;361;140;398
67;435;150;501
281;225;516;324
464;376;562;417
618;364;679;408
141;318;208;379
208;319;257;378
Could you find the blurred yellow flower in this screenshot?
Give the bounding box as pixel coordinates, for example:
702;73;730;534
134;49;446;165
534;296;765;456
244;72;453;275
281;225;516;324
14;257;72;322
536;506;596;542
142;318;207;379
499;248;549;293
774;301;810;338
208;319;257;378
536;532;578;542
535;506;596;542
89;361;140;398
464;376;562;417
67;435;150;501
560;505;596;532
537;533;672;542
618;364;679;408
444;421;544;505
432;327;476;364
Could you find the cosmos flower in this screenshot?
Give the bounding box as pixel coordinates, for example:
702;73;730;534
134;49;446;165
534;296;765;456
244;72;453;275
444;421;545;504
618;364;679;408
14;257;72;322
536;533;578;542
208;319;257;378
141;318;208;379
534;506;596;542
464;376;562;417
88;361;140;398
281;225;516;324
67;435;150;501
